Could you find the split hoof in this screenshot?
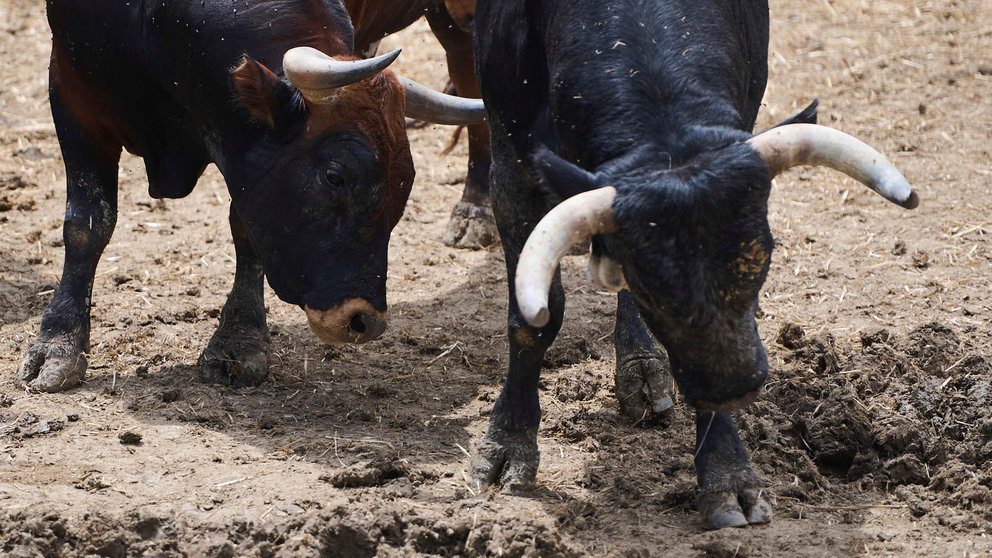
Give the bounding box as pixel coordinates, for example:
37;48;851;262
616;355;676;421
18;338;88;392
470;426;539;493
699;487;772;529
442;201;499;249
197;333;269;386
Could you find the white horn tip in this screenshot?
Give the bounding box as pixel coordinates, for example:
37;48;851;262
524;306;550;328
872;169;918;209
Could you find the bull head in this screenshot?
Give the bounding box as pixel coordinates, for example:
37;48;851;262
228;46;485;347
516;123;917;327
282;46;486;125
514;122;916;409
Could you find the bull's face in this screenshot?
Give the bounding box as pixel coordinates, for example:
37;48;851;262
524;142;774;411
608;144;774;411
519;121;916;414
228;55;414;345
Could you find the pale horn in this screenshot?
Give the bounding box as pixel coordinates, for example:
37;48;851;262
747;123;918;209
515;186;618;327
283;47;486;125
397;75;487;125
283;47;402;104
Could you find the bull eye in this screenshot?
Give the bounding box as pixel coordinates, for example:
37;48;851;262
324;165;344;188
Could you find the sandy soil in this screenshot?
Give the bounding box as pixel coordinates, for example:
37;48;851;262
2;0;991;556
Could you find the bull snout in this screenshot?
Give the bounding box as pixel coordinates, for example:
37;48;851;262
304;299;387;344
679;363;768;413
692;387;762;413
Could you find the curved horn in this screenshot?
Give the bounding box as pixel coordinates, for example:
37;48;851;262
747;123;918;209
282;46;401;104
516;187;619;327
396;76;487;125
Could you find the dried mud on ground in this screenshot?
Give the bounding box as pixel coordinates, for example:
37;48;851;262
2;0;992;556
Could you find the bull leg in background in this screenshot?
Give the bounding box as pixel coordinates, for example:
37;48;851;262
18;90;121;392
470;141;562;491
614;290;676;420
426;5;498;249
197;207;270;386
694;410;772;529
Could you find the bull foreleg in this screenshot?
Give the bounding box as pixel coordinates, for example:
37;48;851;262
471;143;560;491
18;90;120;392
197;207;270;386
426;4;497;249
441;124;496;249
614;290;676;420
694;411;772;529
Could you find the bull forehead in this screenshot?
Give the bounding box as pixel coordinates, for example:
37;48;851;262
302;72;406;142
302;72;414;228
622;222;772;319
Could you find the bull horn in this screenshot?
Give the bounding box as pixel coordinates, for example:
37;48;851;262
283;46;402;104
747;123;918;209
515;186;619;327
283;46;486;123
396;76;487;125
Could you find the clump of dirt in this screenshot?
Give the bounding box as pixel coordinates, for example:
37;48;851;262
543;336;601;369
1;412;65;439
775;321;806;349
2;503;580;558
320;454;439;488
739;322;992;525
118;431;143;445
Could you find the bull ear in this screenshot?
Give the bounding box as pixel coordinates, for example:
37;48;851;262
528;144;601;200
755;98;818;134
231;56;301;129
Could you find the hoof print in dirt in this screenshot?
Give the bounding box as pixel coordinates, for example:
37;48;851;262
322;457;413;489
196;336;269;386
18;339;87;392
442;201;499;249
2;411;65;439
470;427;539;493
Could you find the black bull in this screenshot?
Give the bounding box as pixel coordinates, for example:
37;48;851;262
19;0;484;392
472;0;917;529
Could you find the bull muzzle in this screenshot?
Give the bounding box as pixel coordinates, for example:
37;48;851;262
691;388;762;413
305;299;387;344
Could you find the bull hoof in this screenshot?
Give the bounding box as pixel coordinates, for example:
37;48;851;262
442;201;499;249
470;426;539;493
698;486;772;529
615;355;676;421
197;331;269;386
18;338;88;392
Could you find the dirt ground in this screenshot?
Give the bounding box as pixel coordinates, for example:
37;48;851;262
2;0;991;556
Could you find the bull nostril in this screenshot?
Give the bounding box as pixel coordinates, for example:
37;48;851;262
349;313;367;334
